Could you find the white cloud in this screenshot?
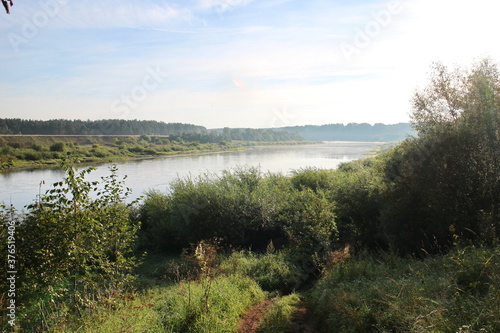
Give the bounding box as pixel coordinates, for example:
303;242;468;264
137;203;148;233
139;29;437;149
1;0;499;128
198;0;255;12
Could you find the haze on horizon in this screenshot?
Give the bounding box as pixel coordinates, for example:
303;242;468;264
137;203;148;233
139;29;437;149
0;0;499;129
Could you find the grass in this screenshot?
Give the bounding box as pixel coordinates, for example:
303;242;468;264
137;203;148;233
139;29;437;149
54;275;266;333
10;250;267;332
6;246;500;332
0;135;241;172
155;275;266;333
257;294;302;333
309;246;500;332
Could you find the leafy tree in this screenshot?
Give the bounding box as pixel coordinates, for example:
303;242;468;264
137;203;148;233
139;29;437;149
380;58;500;253
16;163;139;313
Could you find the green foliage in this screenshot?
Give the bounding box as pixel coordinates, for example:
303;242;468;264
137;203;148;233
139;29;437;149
277;188;336;255
373;58;500;254
290;167;336;192
290;162;385;250
286;58;500;255
0;118;205;135
137;189;174;252
219;251;304;294
11;163;140;330
140;167;281;250
49;141;65;152
138;167;338;257
0;135;242;172
310;246;500;332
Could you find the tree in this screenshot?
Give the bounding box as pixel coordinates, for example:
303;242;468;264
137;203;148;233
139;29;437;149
16;163;139;312
380;58;500;253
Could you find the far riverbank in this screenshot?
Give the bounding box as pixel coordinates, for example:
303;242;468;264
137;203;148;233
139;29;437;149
0;134;311;174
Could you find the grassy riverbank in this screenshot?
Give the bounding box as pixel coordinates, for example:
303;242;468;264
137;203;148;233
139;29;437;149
0;135;242;173
0;135;316;173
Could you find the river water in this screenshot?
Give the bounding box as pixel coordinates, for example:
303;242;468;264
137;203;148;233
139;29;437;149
0;141;380;209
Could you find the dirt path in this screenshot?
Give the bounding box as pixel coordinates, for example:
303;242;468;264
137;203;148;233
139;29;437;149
237;298;318;333
237;299;274;333
288;301;318;333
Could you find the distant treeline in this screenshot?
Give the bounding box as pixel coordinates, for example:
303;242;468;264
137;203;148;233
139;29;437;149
0;118;303;142
209;127;303;142
0;118;205;136
0;118;415;142
280;123;415;141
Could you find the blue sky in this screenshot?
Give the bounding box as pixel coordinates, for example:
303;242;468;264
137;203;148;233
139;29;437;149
0;0;499;128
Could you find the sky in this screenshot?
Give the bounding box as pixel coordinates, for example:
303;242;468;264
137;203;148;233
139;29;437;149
0;0;499;129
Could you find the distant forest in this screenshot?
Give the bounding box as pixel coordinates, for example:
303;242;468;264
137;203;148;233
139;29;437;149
0;118;303;142
0;118;414;142
0;118;204;136
279;123;415;141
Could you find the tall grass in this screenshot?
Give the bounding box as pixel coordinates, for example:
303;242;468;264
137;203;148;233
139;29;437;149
257;294;302;333
156;275;266;333
219;250;305;294
309;246;500;332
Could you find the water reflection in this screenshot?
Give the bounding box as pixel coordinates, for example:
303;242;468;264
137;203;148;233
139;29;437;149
0;142;380;209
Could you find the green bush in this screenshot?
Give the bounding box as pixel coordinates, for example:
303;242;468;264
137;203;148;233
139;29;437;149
276;188;337;256
138;167;338;256
290;167;336;192
23;150;42;161
9;164;140;331
140;167;289;251
138;190;176;252
128;146;144;153
219;251;304;294
49;141;65;152
329;159;386;250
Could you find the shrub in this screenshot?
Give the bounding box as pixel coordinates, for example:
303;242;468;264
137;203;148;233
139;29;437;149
137;190;176;252
31;143;43;151
290;167;335;192
23;150;42;161
145;167;289;251
128;146;144;153
139;167;338;258
49;141;65;152
12;164;140;330
219;251;304;294
276;188;337;256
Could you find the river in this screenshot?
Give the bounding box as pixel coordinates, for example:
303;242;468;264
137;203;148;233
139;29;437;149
0;141;381;209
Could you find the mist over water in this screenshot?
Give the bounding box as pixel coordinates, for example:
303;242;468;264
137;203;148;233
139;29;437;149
0;142;380;209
